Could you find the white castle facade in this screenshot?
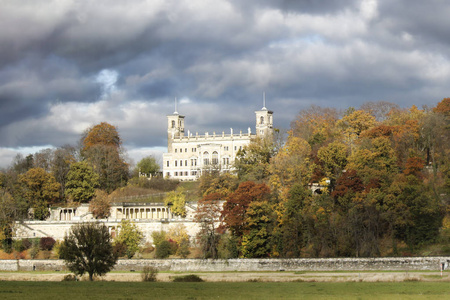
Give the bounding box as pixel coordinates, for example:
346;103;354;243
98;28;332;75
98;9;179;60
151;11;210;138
163;103;274;180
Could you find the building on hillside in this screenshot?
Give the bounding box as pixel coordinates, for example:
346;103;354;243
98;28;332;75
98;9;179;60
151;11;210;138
162;101;274;180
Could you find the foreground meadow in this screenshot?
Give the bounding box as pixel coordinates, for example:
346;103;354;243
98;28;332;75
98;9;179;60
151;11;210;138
0;281;449;299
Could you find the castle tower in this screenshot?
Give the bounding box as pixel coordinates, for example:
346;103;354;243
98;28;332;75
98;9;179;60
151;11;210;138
255;93;273;137
167;100;185;152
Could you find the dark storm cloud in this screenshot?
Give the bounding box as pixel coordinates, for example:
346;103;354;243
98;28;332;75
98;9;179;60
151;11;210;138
233;0;360;14
0;0;449;167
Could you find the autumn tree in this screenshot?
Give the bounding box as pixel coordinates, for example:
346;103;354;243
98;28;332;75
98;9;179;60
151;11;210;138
168;224;190;258
19;168;60;220
33;148;54;172
81;122;121;152
65;161;99;203
164;188;186;217
270;135;312;195
115;220;144;259
59;222;118;281
360;101;399;122
89;190;111;219
198;172;238;198
290;105;339;148
317;141;348;189
81;122;129;192
221;181;271;246
195;193;222;258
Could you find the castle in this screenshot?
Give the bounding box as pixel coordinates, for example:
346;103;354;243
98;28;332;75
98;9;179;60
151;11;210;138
163;101;274;180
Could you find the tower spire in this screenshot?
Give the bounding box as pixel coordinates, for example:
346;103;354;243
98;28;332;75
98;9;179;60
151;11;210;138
262;91;267;110
174;97;178;115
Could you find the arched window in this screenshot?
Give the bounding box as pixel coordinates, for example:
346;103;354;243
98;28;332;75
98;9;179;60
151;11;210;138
203;151;209;165
171;120;175;128
212;151;219;165
260;116;264;124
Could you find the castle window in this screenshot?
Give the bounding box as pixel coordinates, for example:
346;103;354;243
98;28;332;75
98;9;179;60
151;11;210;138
185;148;188;152
175;161;177;167
212;151;219;165
180;160;183;166
180;148;182;153
175;172;178;176
172;120;175;128
185;160;188;166
185;172;188;176
260;116;264;124
167;161;169;167
175;149;177;153
166;172;170;177
203;151;209;165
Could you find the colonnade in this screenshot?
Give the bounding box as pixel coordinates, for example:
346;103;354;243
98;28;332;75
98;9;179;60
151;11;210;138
117;207;172;220
59;208;76;221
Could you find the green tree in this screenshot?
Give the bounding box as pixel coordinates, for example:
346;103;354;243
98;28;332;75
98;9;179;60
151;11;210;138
241;200;273;258
279;184;310;258
164;189;186;217
115;220;144;258
0;189;18;252
51;146;77;199
19;168;60;220
234;136;276;181
135;156;160;177
59;222;117;281
65;161;99;203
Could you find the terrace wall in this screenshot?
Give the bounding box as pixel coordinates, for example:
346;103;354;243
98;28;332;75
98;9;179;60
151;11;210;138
1;257;448;272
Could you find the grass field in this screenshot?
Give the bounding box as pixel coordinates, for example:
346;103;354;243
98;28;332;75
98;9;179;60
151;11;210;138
0;281;449;299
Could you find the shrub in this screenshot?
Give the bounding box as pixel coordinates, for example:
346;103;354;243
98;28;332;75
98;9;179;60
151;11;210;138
62;274;77;281
22;239;32;250
30;246;39;259
141;266;158;282
155;240;171;258
151;231;167;247
13;239;26;252
178;239;191;258
2;238;13;253
113;241;127;257
39;237;56;251
172;274;204;282
168;239;178;255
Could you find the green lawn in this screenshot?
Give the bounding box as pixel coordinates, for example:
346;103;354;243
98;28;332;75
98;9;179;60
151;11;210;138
0;281;448;299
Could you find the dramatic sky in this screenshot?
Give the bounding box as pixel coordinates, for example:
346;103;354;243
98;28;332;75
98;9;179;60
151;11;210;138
1;0;449;168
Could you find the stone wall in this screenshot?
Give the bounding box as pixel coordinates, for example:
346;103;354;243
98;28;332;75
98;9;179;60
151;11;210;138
14;219;201;244
1;257;448;272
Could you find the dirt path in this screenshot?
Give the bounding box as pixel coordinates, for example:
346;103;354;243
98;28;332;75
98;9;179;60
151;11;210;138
0;271;448;282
